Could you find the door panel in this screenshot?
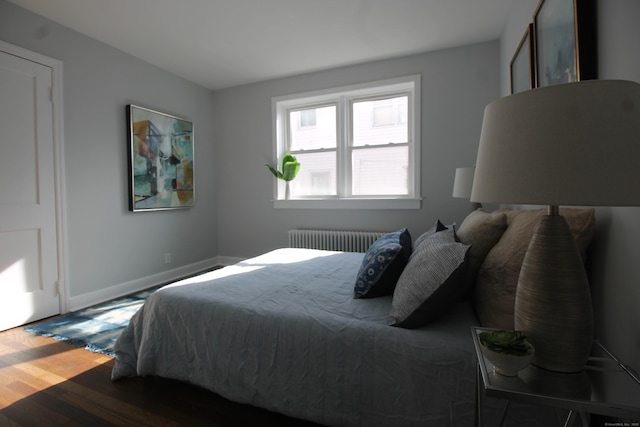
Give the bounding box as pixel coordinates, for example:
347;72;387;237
0;49;59;331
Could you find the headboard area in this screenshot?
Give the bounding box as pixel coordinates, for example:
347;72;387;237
459;208;596;330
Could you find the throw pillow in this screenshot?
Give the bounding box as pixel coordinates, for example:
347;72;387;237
473;208;596;329
456;209;508;285
389;228;471;328
413;219;449;250
354;228;411;298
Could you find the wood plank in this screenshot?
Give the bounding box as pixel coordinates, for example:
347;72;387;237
0;327;324;426
1;383;70;427
0;412;21;427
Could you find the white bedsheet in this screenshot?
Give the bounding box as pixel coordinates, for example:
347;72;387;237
112;248;480;426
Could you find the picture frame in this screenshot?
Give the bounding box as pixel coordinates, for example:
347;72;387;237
510;23;535;94
127;105;194;211
533;0;597;88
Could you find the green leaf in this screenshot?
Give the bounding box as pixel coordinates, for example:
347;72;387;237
282;153;296;165
265;164;283;180
266;153;300;182
282;160;300;181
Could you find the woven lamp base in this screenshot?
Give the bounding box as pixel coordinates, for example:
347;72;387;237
514;213;593;373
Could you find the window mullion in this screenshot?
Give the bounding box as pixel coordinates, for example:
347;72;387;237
407;90;417;197
337;96;350;198
283;106;292;154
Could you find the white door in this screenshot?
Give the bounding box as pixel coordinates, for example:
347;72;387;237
0;48;60;331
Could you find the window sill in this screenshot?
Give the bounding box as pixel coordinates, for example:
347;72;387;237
273;198;422;210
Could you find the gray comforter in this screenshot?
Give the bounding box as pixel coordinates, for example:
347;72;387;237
112;248;479;426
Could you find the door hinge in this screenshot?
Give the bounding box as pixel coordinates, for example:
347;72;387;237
55;281;60;296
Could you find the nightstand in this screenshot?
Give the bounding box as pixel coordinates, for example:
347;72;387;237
472;327;640;426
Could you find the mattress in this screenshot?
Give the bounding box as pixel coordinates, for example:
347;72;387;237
112;248;480;426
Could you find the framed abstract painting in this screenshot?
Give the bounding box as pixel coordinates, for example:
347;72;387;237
127;105;194;211
533;0;597;88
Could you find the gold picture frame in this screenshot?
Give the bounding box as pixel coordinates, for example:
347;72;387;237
533;0;597;88
510;24;536;94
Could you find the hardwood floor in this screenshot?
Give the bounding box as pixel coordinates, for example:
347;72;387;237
0;325;323;426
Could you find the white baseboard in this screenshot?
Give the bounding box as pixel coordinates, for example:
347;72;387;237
67;255;241;312
217;255;244;266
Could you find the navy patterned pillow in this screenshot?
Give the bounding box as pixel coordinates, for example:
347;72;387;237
354;228;411;299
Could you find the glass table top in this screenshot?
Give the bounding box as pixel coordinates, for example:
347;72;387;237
472;327;640;421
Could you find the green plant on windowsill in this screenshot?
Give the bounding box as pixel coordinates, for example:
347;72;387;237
266;153;300;199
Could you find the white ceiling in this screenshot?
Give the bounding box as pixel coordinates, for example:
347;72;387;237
8;0;515;90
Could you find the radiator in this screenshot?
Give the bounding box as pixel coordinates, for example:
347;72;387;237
288;229;386;252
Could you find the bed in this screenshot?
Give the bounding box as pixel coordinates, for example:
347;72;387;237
112;208;596;427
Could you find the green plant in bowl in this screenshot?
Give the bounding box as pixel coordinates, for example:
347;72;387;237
479;330;530;355
479;330;534;376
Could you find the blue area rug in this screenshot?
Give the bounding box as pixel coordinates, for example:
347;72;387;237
24;286;160;356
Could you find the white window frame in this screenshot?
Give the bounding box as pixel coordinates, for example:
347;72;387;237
271;75;421;209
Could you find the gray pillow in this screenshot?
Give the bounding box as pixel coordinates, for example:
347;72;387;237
413;219;449;250
390;228;470;328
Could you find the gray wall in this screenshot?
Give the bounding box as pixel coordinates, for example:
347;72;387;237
501;0;640;370
214;42;500;259
0;1;218;306
4;0;637;374
0;1;498;307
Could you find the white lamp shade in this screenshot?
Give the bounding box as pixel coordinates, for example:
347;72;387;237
471;80;640;206
452;167;475;198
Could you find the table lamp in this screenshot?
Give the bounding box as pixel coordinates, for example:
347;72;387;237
471;80;640;373
452;167;481;210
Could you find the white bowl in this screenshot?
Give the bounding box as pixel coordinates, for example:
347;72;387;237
481;341;535;376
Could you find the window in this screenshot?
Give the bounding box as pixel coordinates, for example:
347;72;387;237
272;75;420;209
298;109;317;128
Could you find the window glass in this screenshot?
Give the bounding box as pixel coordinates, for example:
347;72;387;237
299;109;316;127
289;151;337;196
353;96;408;146
352;145;408;195
289;106;336;151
